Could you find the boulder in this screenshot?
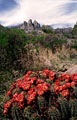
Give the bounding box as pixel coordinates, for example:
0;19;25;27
65;65;77;75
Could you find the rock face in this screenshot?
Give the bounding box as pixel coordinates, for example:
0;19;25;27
54;28;72;34
19;44;53;70
19;19;40;33
54;27;73;38
33;20;40;29
66;65;77;75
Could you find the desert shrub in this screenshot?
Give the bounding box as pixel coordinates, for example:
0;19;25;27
71;40;77;50
42;25;53;34
52;38;67;46
72;23;77;38
0;30;9;47
0;28;28;71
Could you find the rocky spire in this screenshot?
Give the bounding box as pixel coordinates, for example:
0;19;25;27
19;19;41;33
27;19;34;32
33;20;40;29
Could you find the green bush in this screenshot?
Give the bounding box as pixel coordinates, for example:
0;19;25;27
72;23;77;38
42;25;53;34
71;40;77;50
0;31;8;47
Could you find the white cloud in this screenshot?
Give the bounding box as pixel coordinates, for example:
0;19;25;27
0;0;77;27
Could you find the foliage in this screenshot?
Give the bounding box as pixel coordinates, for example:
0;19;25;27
2;69;77;120
0;28;28;71
42;25;53;34
24;35;44;45
39;35;67;52
71;40;77;50
35;47;39;54
63;33;72;38
51;38;67;46
72;23;77;38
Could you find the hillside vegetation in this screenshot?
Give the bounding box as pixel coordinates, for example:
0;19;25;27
0;23;77;119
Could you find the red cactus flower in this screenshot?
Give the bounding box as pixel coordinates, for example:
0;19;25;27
36;79;43;84
42;85;48;92
13;93;18;98
65;74;70;82
36;83;43;89
3;109;7;114
37;83;49;94
43;71;48;77
10;82;16;88
4;101;11;109
38;89;44;96
71;81;75;88
28;88;34;94
43;69;50;73
24;76;31;81
61;73;70;82
62;84;66;89
56;81;60;86
18;102;24;108
49;76;54;81
54;85;60;92
6;89;12;96
30;77;37;84
16;79;22;83
61;89;69;97
59;86;63;92
71;73;77;81
26;71;33;75
27;91;36;103
55;77;62;82
49;71;55;76
61;73;67;77
18;92;24;102
65;82;71;88
22;82;31;90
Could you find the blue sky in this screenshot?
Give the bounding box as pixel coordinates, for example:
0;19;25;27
0;0;18;13
0;0;77;28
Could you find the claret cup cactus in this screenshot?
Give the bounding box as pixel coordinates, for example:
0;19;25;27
3;69;77;120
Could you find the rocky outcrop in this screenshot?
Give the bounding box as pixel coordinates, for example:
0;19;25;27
19;19;41;33
33;20;40;29
16;42;77;72
18;44;53;70
66;65;77;75
54;27;73;38
54;28;72;34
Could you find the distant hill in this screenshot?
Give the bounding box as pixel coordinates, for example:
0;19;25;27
8;19;74;36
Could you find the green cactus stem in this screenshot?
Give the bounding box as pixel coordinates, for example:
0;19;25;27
69;98;77;118
11;106;24;120
48;106;61;120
